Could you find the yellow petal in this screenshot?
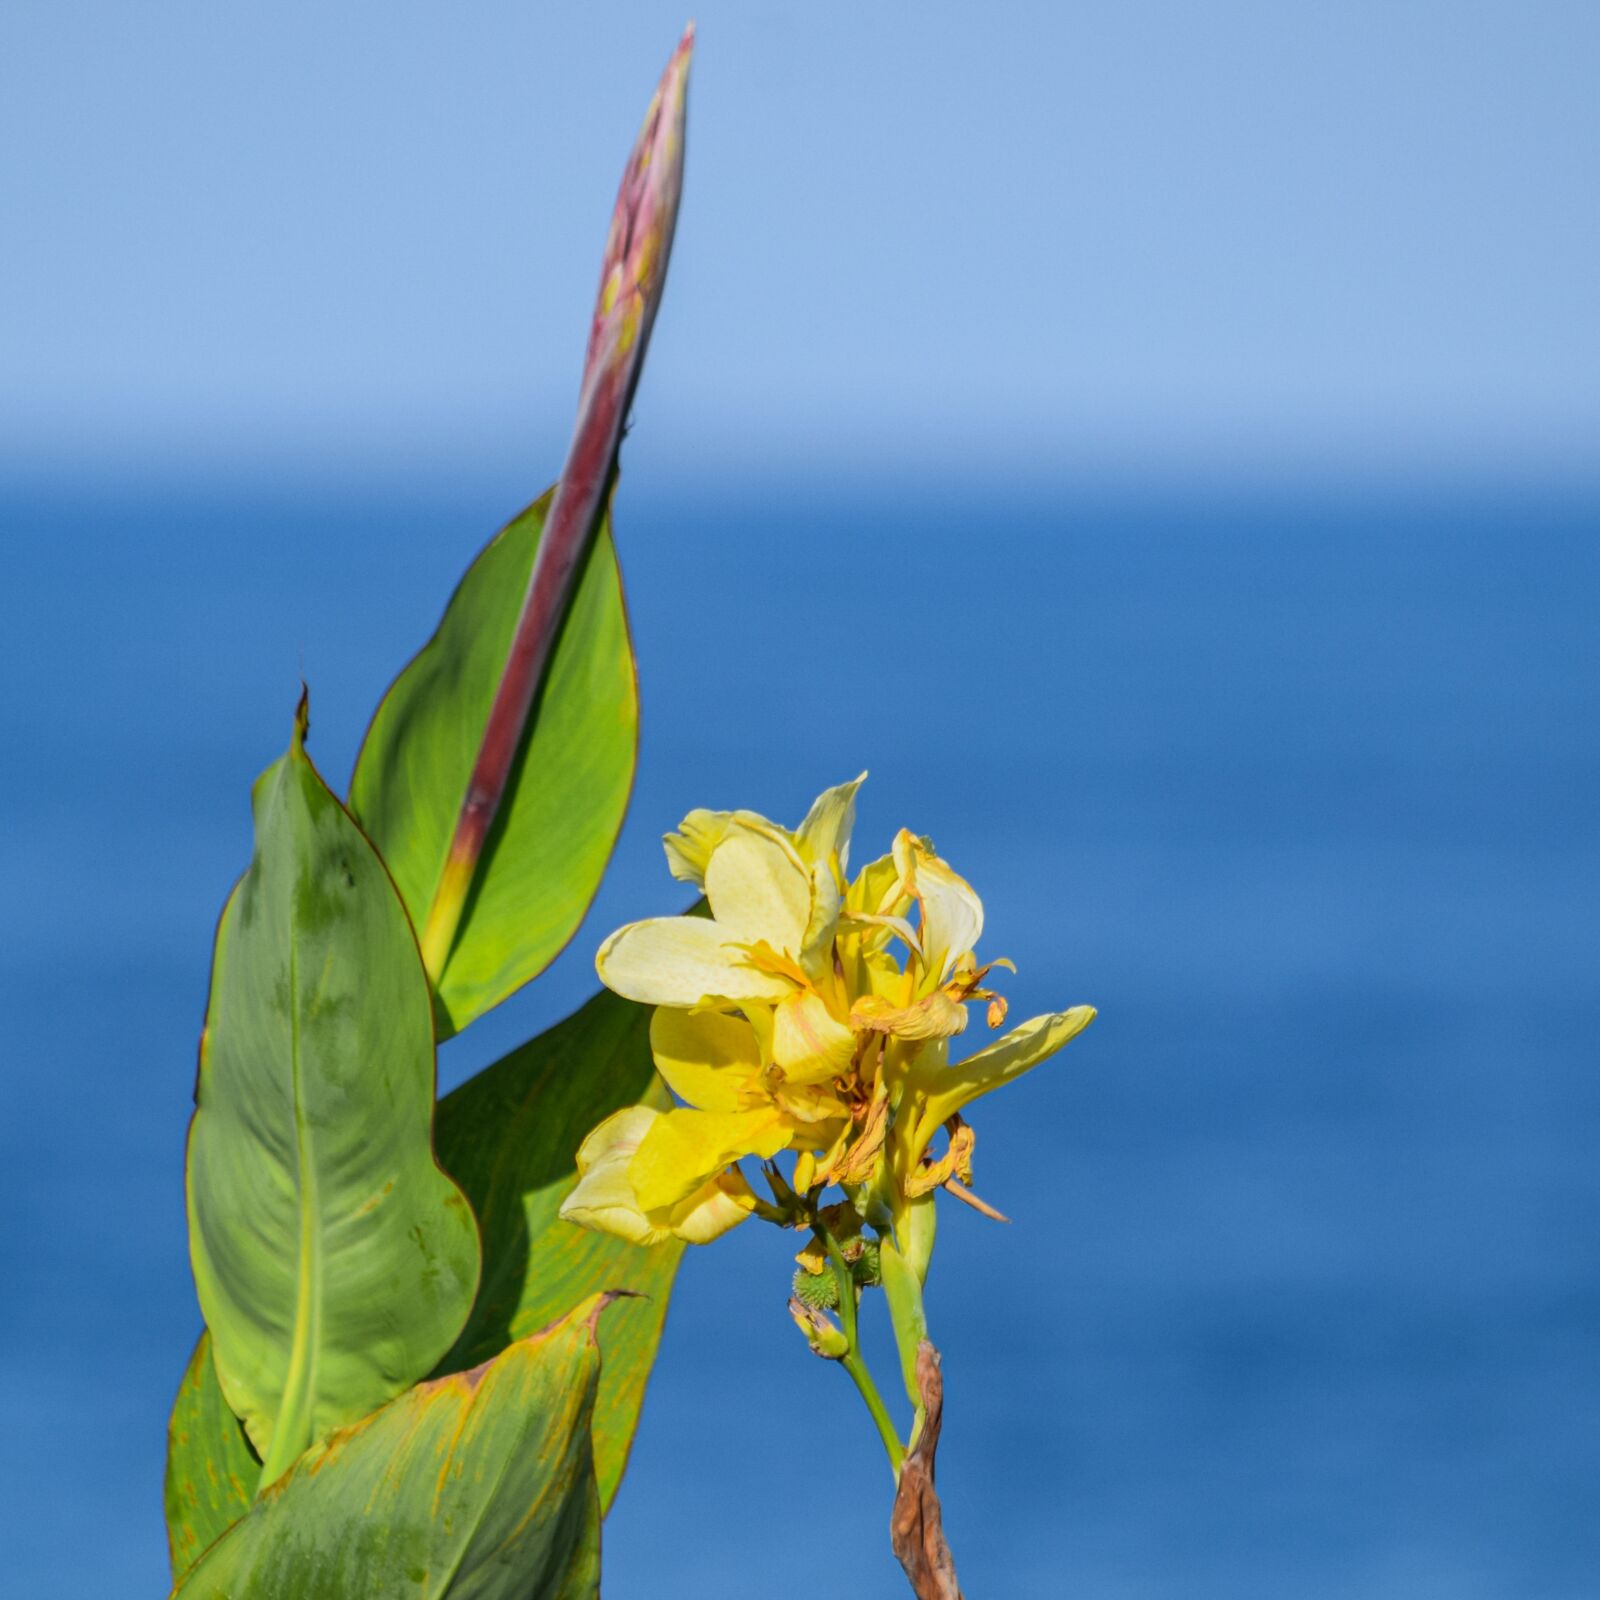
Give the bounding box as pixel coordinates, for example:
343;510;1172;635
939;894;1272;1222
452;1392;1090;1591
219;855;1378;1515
904;1116;975;1198
794;1233;827;1274
650;1005;764;1113
845;851;914;927
596;916;792;1007
850;989;970;1041
798;862;843;978
795;773;866;879
703;822;812;955
839;909;922;956
668;1167;757;1244
663;806;776;886
772;988;858;1084
840;945;912;1016
572;1105;656;1177
559;1106;670;1245
743;1000;777;1066
906;837;984;992
558;1106;756;1247
909;1007;1096;1156
773;1083;852;1128
891;829;920;901
819;1082;890;1187
629;1106;792;1212
734;939;811;987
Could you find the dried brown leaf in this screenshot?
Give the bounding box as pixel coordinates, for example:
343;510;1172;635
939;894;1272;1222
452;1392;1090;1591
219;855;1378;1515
889;1340;964;1600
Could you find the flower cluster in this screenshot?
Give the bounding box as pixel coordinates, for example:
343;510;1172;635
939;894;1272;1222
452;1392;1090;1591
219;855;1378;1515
560;777;1094;1251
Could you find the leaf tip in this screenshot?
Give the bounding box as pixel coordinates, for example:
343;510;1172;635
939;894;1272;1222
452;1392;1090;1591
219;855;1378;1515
586;1287;648;1334
292;683;310;753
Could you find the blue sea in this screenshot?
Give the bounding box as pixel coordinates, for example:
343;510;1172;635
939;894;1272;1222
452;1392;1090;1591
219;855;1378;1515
2;465;1595;1596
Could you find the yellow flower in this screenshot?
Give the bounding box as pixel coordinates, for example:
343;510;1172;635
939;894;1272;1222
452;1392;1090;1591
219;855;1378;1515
559;777;1095;1246
559;1105;760;1245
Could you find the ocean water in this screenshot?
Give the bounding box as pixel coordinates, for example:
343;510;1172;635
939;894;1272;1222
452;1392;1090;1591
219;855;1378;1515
1;467;1594;1596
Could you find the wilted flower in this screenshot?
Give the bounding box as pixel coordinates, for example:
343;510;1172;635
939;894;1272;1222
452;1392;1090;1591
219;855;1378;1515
559;776;1095;1247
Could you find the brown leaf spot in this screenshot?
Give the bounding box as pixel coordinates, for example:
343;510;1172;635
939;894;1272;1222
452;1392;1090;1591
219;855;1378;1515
455;1360;494;1394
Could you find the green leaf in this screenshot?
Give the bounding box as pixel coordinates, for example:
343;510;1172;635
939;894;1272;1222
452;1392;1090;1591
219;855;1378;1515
164;1332;259;1582
349;490;638;1040
172;1300;609;1600
185;705;481;1486
433;988;684;1511
167;988;683;1573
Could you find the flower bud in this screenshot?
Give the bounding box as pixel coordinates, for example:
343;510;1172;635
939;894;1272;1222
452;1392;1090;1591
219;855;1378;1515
788;1295;850;1360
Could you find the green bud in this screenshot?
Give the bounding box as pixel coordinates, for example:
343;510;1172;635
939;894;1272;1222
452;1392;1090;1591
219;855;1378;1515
852;1236;882;1288
790;1239;879;1311
791;1265;840;1310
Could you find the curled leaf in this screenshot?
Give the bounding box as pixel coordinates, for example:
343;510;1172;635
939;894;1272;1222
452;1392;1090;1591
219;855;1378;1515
890;1341;964;1600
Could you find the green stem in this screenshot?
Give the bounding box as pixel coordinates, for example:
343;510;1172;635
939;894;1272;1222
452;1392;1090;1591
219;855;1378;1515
841;1347;905;1477
821;1226;905;1477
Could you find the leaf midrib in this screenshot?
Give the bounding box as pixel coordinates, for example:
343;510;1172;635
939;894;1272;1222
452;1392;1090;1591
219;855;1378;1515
258;823;324;1489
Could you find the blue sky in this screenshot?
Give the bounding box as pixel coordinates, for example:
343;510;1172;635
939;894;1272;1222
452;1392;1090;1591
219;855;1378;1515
4;2;1597;483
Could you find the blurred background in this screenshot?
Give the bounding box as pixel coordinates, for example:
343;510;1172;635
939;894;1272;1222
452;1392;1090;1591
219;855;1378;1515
3;3;1596;1594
